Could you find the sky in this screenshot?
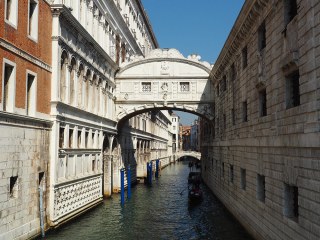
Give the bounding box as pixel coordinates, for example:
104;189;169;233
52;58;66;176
141;0;245;125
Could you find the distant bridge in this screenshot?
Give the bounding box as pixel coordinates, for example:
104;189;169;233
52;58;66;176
174;151;201;161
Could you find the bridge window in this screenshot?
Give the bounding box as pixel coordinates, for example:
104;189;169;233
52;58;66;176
230;63;236;81
284;184;299;221
221;162;224;177
221;76;227;92
241;168;246;190
141;82;151;92
257;174;266;203
180;82;190;92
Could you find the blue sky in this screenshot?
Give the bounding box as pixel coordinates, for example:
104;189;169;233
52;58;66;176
141;0;245;125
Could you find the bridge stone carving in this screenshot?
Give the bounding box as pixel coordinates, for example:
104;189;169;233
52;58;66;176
115;49;215;121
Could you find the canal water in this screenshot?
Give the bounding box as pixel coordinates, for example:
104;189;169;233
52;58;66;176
43;161;253;240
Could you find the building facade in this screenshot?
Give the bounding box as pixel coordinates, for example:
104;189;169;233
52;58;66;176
190;119;200;151
201;0;320;239
48;0;159;227
171;112;180;153
0;0;52;239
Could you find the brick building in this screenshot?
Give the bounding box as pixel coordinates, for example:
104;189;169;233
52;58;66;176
201;0;320;239
0;0;52;239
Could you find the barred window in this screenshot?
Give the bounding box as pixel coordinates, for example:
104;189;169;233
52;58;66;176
180;82;190;92
142;82;151;92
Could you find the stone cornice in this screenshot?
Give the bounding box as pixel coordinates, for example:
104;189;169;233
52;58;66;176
210;0;270;82
0;38;52;72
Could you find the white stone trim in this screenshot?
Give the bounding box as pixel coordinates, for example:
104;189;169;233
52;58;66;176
0;39;52;72
25;69;37;117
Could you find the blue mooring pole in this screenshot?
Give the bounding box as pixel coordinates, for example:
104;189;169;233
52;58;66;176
146;162;149;184
127;165;131;199
120;168;125;205
149;161;153;184
155;159;159;178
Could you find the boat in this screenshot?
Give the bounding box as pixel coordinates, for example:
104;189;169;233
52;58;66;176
188;184;203;201
188;171;201;184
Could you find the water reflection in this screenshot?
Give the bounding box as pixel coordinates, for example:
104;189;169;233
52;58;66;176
43;161;253;240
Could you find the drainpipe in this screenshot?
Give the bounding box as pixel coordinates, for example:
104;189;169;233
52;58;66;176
39;186;45;238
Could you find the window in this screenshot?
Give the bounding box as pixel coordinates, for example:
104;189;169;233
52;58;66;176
26;72;36;116
2;60;16;112
59;127;65;148
286;70;300;109
142;82;151;92
28;0;39;41
9;176;18;198
223;114;226;129
258;21;266;52
242;46;248;69
92;156;96;172
230;63;236;81
257;174;266;202
242;101;248;122
221;76;227;92
259;89;267;117
78;130;82;148
38;172;44;186
180;82;190;92
222;162;225;177
230;165;234;183
284;0;298;25
241;168;246;190
69;128;74;148
5;0;18;28
284;184;299;221
231;108;235;125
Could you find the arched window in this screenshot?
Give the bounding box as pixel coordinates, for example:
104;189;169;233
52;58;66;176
78;64;84;108
70;58;77;106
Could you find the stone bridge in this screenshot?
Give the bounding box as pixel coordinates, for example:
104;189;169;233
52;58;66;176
174;151;201;161
115;49;215;124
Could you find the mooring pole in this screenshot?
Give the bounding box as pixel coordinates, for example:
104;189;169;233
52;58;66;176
120;168;125;205
39;186;45;238
155;159;159;178
127;165;131;199
149;161;153;184
146;162;149;184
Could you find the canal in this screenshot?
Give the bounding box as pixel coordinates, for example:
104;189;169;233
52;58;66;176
43;161;253;240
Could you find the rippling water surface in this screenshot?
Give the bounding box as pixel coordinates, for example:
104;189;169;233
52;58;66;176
44;161;253;240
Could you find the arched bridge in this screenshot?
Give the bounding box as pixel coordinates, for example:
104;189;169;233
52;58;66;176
115;49;215;123
175;151;201;161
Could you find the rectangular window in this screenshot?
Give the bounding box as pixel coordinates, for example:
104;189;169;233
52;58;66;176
231;108;236;125
180;82;190;92
230;165;234;183
241;168;246;190
284;184;299;221
2;61;16;112
78;130;82;148
257;174;266;202
28;0;39;41
258;21;266;52
69;128;74;148
5;0;18;28
286;70;300;109
92;156;96;172
9;176;18;198
259;89;267;117
230;63;236;81
26;72;36;116
222;162;225;177
221;76;227;92
223;114;226;129
242;46;248;69
242;101;248;122
59;127;65;148
142;82;151;92
284;0;298;25
85;131;89;148
38;172;44;186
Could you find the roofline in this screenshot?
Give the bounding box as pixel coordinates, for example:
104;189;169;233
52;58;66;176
136;0;159;48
